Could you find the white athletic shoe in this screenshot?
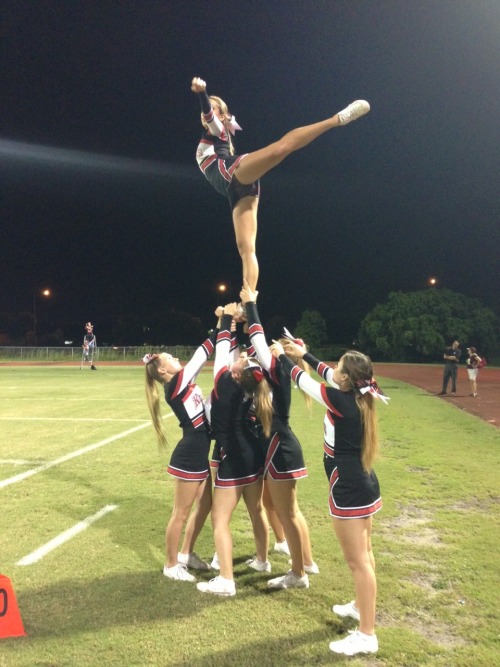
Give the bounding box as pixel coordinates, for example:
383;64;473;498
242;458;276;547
196;575;236;597
332;600;360;621
337;100;371;125
246;557;271;573
163;564;196;583
210;553;220;570
177;551;210;570
329;630;378;656
267;570;309;590
288;559;320;575
273;540;291;556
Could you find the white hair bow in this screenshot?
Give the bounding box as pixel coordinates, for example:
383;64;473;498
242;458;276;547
282;327;305;347
227;115;242;136
357;380;390;405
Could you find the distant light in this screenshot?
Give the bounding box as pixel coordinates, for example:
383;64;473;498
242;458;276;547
41;289;51;297
64;341;73;345
218;283;227;292
428;277;438;286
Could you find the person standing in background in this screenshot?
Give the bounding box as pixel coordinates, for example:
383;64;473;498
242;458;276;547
438;339;461;396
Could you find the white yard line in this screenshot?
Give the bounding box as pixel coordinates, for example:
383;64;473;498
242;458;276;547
0;413;174;489
16;505;118;566
0;417;149;422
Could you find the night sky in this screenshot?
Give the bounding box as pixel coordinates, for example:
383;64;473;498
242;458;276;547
2;1;499;344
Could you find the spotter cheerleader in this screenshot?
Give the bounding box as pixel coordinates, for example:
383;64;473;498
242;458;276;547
274;339;389;657
143;323;219;583
197;303;273;597
239;281;317;591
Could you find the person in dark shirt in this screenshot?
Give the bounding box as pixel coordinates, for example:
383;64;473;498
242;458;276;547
438;339;461;395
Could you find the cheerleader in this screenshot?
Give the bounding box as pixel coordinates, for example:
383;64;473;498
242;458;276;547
197;303;273;596
143;323;219;582
192;76;370;291
273;339;388;656
239;282;316;590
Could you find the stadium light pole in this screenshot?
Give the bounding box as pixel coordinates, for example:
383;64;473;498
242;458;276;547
33;288;51;346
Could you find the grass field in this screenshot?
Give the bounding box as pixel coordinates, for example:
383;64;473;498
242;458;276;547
0;365;499;666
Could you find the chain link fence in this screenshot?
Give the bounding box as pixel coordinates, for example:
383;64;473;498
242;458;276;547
0;346;198;363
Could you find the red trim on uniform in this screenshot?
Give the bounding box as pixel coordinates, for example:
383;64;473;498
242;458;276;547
291;366;302;384
264;434;307;480
217;330;231;344
267;460;308;481
328;466;382;518
200;154;217;174
323;441;335;457
213;366;229;400
264;433;280;473
167;465;209;482
170;370;184;399
202;338;215;356
192;413;206;429
317;361;330;380
330;498;383;519
218;159;232;183
227;155;244;175
320;384;344;417
269;355;280;385
215;471;262;488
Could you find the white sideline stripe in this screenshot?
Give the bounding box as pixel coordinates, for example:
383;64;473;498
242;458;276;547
0;413;174;490
0;417;149;422
0;459;33;465
16;505;118;566
5;398;145;401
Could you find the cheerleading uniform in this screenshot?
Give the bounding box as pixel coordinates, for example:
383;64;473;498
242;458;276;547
195;91;260;209
245;302;307;482
210;314;264;488
164;331;216;482
279;352;382;520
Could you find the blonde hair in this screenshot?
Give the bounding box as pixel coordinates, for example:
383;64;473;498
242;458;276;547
144;360;168;449
278;338;313;411
200;95;235;155
240;364;274;438
341;350;379;472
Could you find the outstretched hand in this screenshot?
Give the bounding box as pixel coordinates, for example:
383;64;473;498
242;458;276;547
240;279;258;304
283;340;306;359
191;77;206;93
223;302;239;317
270;340;285;358
215;306;224;319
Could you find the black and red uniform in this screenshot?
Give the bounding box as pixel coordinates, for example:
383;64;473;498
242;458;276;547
165;332;216;482
195;91;260;210
245;302;307;482
280;352;382;520
210;314;264;488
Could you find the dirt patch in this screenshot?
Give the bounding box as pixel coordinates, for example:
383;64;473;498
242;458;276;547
374;363;500;429
380;505;444;548
451;497;500;512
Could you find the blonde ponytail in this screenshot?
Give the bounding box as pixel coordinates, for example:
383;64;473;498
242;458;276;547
145;364;168;449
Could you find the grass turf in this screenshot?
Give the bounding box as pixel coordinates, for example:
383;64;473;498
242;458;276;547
0;365;499;666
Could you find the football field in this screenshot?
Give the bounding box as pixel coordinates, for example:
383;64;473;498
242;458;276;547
1;364;498;666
